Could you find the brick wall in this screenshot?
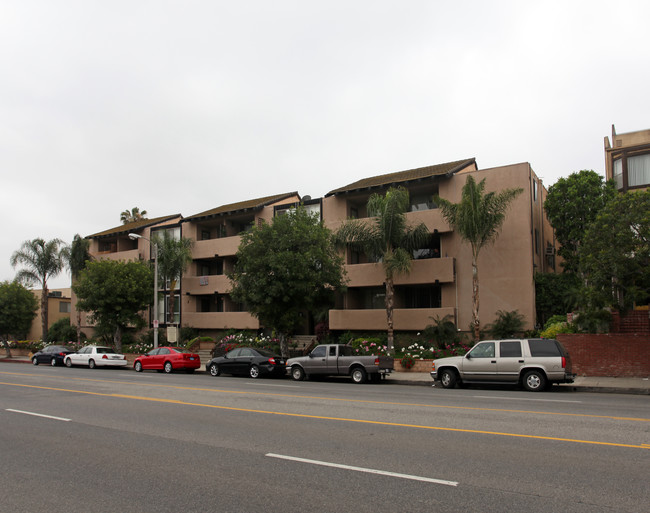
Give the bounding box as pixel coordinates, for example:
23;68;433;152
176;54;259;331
557;334;650;377
610;310;650;333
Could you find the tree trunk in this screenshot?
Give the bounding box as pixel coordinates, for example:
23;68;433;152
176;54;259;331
168;279;177;324
113;325;122;353
279;332;289;358
41;285;48;341
76;308;82;343
385;278;395;351
471;250;480;341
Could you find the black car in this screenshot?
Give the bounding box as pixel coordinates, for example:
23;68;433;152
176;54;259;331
32;345;75;366
207;347;286;379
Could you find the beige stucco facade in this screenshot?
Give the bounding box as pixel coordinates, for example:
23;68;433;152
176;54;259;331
77;160;557;339
27;288;71;341
604;125;650;191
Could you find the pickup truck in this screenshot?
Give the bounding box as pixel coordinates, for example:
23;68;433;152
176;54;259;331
286;344;394;384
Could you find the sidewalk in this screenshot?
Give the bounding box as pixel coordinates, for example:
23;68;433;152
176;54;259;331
2;355;648;394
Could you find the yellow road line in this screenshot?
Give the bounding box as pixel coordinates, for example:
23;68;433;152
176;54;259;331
1;370;648;423
1;381;648;450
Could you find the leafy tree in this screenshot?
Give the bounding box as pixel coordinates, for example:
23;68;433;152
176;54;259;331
10;238;68;340
334;187;429;350
543;170;616;273
580;190;650;311
46;317;84;343
436;176;522;340
486;310;525;338
0;281;39;357
73;260;154;352
229;207;346;357
534;272;581;327
152;231;193;324
120;207;148;224
62;234;92;342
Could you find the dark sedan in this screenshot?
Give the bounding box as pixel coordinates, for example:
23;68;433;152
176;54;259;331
207;347;286;379
31;345;75;366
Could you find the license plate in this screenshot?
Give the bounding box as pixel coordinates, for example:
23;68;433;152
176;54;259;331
189;357;195;360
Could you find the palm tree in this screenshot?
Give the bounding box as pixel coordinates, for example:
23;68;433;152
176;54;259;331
11;238;68;341
435;176;523;340
334;187;429;350
62;234;92;342
120;207;148;224
152;231;193;324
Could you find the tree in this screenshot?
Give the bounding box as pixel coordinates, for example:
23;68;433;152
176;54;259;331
229;207;346;357
544;170;616;274
435;176;523;340
580;190;650;311
62;234;92;342
534;272;580;327
10;238;68;341
152;231;193;324
120;207;148;224
73;260;154;352
334;187;429;350
486;310;525;339
0;281;39;357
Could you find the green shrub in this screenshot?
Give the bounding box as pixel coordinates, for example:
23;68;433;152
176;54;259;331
487;310;526;339
540;322;575;339
544;315;568;331
46;318;84;343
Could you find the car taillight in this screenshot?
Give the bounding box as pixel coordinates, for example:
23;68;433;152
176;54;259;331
268;358;276;365
102;354;108;359
374;357;379;366
562;356;566;368
59;352;66;356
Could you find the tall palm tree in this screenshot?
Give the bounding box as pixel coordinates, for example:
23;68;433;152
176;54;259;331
11;238;68;341
334;187;429;350
152;231;193;324
120;207;148;224
62;234;92;342
435;176;522;340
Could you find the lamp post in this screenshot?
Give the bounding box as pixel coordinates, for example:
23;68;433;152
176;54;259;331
128;233;159;348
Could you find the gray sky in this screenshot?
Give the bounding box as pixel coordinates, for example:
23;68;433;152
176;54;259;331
2;0;649;289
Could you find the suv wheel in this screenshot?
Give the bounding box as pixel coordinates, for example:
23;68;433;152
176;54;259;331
523;370;546;392
439;369;458;389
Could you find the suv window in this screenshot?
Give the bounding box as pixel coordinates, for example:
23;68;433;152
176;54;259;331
528;339;561;357
499;341;522;358
469;342;495;358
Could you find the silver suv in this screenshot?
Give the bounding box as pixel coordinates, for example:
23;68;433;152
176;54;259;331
430;338;575;392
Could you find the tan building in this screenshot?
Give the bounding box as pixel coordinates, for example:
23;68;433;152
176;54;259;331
78;159;556;339
604;125;650;192
323;159;555;334
27;288;71;341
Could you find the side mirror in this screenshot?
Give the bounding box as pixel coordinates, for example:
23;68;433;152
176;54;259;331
308;353;314;358
465;353;472;359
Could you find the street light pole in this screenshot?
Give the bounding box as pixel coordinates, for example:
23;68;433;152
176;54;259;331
128;233;159;349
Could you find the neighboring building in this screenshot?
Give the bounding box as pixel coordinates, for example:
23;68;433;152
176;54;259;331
604;125;650;192
75;159;556;339
27;288;71;341
323;159;555;334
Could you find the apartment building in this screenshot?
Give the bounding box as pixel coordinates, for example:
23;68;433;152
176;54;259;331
323;159;555;334
604;125;650;192
26;288;72;341
79;159;555;339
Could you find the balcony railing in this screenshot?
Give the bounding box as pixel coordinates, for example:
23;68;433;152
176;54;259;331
182;311;259;330
192;236;241;259
344;258;454;287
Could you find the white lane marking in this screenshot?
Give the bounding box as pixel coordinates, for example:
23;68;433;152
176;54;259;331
266;453;458;487
6;409;71;421
472;395;582;403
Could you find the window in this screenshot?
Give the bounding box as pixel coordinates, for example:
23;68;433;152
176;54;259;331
329;346;337;356
413;233;440;260
628;154;650;187
614;159;623;189
528;339;561;357
535;229;540;256
409;193;436;212
533;179;538;202
311;346;326;358
362;288;385;309
499;341;522;358
59;302;71;313
468;342;495;358
404;285;441;309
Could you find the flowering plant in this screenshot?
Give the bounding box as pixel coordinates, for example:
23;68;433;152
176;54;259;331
349;338;390;356
400;355;415;369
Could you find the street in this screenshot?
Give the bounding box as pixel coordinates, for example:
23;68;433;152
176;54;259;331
1;366;648;513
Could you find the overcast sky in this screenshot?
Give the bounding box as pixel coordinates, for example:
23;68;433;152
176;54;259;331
2;0;649;289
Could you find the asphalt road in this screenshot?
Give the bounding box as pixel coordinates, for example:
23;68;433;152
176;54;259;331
1;366;648;513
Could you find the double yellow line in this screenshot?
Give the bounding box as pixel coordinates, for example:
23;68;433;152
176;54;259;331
1;379;648;450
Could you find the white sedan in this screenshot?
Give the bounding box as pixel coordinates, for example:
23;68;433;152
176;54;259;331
64;345;128;369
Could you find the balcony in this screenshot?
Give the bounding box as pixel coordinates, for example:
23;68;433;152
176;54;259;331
192;236;241;259
182;275;232;295
182;312;260;330
344;258;454;287
329;307;456;331
94;249;141;262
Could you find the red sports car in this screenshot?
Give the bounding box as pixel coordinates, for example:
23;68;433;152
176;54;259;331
133;346;201;374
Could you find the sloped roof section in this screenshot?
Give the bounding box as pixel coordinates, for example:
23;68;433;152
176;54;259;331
184;192;299;221
325;158;476;197
86;214;182;239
